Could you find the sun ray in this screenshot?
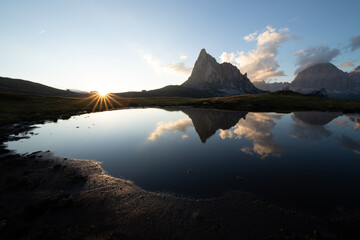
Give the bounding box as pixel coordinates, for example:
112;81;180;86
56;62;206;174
106;94;123;107
92;96;101;112
83;91;128;112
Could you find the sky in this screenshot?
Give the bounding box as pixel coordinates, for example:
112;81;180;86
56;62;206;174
0;0;360;93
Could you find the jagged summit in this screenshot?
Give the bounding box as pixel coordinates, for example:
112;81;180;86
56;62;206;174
182;49;262;96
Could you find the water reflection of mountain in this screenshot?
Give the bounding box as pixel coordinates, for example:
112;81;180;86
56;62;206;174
181;108;247;143
293;112;342;125
290;112;342;141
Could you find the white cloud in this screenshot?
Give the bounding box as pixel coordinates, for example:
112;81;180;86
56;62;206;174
338;60;356;69
180;55;188;60
148;118;193;141
292;45;340;74
220;26;288;82
143;54;192;76
243;31;258;42
220;52;235;63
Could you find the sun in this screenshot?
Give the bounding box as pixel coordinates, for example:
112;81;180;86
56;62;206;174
83;90;125;112
98;90;109;97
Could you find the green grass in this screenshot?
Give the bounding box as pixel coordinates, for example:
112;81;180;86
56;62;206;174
196;91;360;113
1;91;360;126
0;92;197;126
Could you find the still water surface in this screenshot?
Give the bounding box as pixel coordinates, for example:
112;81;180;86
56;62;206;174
6;108;360;213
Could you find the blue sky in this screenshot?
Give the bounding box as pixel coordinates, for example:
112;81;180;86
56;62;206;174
0;0;359;93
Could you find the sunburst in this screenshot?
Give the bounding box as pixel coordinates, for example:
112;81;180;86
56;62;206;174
83;91;126;112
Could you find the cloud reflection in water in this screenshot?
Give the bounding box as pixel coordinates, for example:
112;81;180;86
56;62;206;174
220;113;282;158
148;118;192;141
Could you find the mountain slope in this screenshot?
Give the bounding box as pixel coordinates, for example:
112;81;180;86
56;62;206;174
182;49;262;96
290;63;360;99
115;85;213;98
0;76;83;97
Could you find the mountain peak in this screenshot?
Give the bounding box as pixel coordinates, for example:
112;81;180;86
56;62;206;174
181;49;262;96
199;48;207;55
351;66;360;73
301;62;339;73
291;62;355;92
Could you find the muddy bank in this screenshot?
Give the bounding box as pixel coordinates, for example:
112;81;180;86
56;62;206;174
0;123;359;239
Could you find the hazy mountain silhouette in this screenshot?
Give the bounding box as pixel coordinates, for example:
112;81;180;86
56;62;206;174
0;76;86;97
181;108;247;143
253;80;289;92
293;112;342;125
290;63;360;99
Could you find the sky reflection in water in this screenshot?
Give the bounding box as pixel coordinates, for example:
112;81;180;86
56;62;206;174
6;108;360;214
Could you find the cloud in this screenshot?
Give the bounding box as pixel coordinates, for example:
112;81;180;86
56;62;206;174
338;60;356;69
292;45;340;74
39;30;45;34
180;55;188;60
148;118;193;141
219;113;282;158
220;52;235;63
350;34;360;52
243;31;258;42
220;26;289;82
346;114;360;130
333;119;348;127
182;134;189;139
143;54;192;76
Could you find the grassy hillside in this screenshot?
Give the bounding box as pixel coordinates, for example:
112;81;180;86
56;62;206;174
0;76;86;97
0;92;198;126
1;91;360;126
116;85;213;98
195;91;360;112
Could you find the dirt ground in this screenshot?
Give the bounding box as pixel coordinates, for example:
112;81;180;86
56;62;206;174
0;123;359;240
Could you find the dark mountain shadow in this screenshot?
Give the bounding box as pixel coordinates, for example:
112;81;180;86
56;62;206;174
181;108;247;143
289;112;341;141
293;112;342;125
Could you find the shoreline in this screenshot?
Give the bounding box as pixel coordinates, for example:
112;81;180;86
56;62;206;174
1;110;360;239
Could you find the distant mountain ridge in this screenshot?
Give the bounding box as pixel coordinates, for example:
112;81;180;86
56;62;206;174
182;49;263;96
253;80;290;92
0;76;85;97
290;62;360;99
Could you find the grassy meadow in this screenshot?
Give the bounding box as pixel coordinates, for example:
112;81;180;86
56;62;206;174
1;91;360;126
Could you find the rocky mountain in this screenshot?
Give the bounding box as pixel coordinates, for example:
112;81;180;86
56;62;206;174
290;63;360;99
182;49;263;96
253;80;288;92
349;66;360;83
